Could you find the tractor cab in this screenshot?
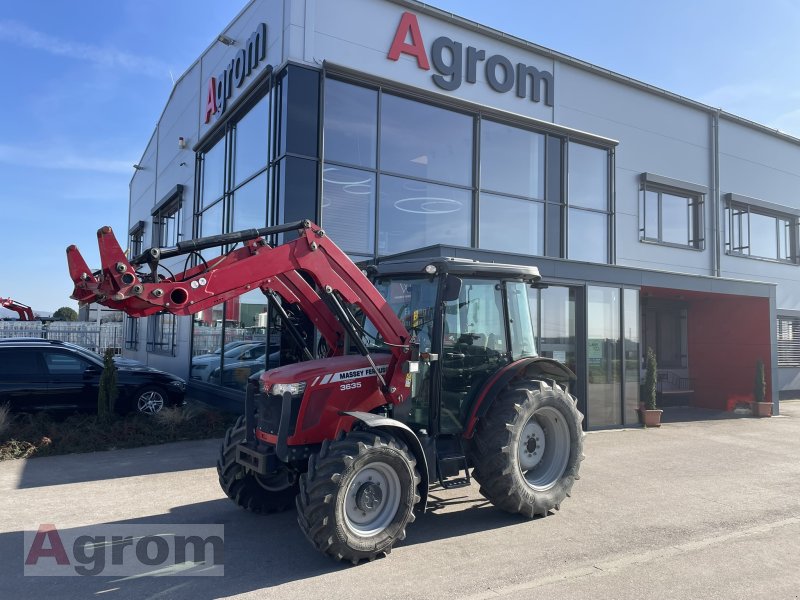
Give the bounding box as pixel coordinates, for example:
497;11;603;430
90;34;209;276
364;257;549;439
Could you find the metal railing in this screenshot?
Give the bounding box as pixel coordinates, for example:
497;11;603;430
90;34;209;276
0;321;123;355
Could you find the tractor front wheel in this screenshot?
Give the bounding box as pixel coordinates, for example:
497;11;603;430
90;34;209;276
296;429;420;564
471;382;584;518
217;416;298;513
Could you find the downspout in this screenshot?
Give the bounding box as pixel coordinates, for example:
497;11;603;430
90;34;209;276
710;109;721;277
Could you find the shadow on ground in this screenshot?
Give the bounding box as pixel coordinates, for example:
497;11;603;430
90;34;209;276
1;489;525;598
14;438;220;489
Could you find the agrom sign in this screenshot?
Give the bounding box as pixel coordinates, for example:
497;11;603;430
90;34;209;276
205;23;268;124
388;12;554;106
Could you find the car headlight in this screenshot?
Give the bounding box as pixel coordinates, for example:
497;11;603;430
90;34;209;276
269;382;306;396
168;380;186;391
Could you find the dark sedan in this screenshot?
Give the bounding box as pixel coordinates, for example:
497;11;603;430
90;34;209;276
0;338;186;415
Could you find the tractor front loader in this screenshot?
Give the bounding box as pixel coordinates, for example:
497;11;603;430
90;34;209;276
67;219;584;563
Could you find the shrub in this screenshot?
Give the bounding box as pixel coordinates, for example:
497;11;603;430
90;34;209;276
644;346;658;410
754;359;766;403
97;349;119;419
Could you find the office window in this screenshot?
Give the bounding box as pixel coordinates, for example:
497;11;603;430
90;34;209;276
147;313;176;355
567;142;609;263
479;120;546;255
128;222;145;259
124;316;139;350
725;200;797;263
154;204;180;248
640;183;704;249
778;316;800;367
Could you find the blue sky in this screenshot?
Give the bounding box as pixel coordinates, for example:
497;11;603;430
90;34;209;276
1;0;799;314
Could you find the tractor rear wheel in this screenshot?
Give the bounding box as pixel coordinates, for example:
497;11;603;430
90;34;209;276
471;382;584;518
217;416;298;513
296;429;420;564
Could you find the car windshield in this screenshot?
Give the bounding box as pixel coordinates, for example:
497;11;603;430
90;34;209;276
366;277;438;353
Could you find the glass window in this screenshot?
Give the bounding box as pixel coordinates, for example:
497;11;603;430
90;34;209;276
539;286;576;375
378;175;471;255
321;165;375;255
380;94;473;186
725;202;797;262
124;316;139;350
750;212;779;259
480;120;545;199
568;208;607;263
129;225;145;258
587;286;621;428
200;201;224;238
323;79;377;169
623;289;640;425
155;205;180;247
568;143;607;211
147;313;176;355
43;352;88;375
507;281;537;360
479;193;544;255
232;171;268;231
234;95;269;186
641;185;703;249
201;139;225;207
0;349;43;377
778;316;800;367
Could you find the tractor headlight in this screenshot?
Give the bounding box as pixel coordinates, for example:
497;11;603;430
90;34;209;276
269;382;306;397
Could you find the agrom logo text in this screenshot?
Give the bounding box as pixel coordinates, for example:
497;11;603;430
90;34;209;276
24;524;224;577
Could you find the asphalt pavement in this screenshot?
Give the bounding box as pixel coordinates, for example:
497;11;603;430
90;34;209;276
1;403;799;599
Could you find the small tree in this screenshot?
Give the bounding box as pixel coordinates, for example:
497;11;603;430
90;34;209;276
754;358;766;404
97;349;119;419
644;346;658;410
53;306;78;321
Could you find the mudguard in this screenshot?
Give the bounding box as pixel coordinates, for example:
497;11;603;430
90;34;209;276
463;357;576;439
342;411;429;512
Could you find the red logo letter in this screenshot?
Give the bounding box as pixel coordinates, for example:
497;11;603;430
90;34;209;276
25;524;70;566
204;77;218;124
387;12;430;70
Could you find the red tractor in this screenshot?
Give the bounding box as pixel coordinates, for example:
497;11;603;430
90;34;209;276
0;297;35;321
67;220;584;563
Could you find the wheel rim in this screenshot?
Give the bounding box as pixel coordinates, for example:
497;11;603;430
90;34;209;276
518;406;570;491
344;461;401;537
137;390;165;415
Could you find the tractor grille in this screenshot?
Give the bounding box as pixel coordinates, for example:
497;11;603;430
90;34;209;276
256;393;302;436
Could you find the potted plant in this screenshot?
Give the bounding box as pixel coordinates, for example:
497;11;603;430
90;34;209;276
752;359;772;417
640;347;663;427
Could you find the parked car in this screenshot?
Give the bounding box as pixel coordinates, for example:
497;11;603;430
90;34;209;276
207;350;280;390
191;341;269;382
0;338;186;415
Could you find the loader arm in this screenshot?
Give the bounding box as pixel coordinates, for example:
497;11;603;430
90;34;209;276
0;297;35;321
66;220;412;404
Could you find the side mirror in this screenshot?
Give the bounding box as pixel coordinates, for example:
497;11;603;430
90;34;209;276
442;275;462;302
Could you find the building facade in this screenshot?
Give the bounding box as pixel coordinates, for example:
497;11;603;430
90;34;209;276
125;0;799;428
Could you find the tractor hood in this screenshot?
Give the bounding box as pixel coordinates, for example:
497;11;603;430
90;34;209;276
259;354;392;390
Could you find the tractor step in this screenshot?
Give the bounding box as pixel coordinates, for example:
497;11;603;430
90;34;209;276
436;453;471;489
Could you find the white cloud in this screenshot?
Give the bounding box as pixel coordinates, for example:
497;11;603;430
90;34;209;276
0;144;134;174
0;19;171;79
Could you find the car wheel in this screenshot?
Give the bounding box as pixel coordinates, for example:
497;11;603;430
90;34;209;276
135;385;167;415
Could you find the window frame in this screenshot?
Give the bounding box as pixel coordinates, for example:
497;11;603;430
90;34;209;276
639;177;705;251
565;140;613;264
724;194;798;264
128;220;145;259
321;74;616;263
778;315;800;367
124;316;139;351
146;313;176;356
